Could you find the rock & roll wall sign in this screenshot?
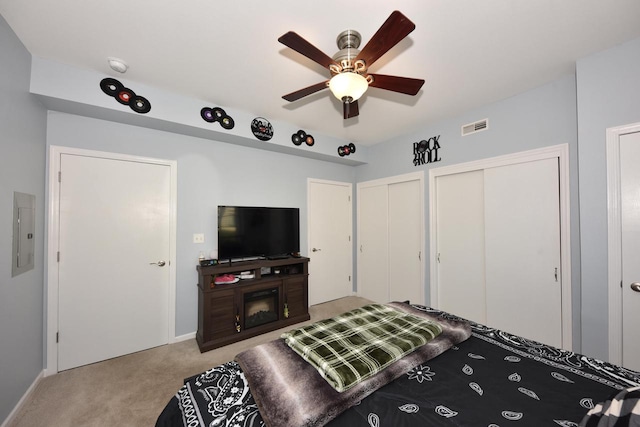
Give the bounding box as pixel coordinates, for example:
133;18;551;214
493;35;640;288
413;135;441;166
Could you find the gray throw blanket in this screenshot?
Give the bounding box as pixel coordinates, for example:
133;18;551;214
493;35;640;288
235;302;472;427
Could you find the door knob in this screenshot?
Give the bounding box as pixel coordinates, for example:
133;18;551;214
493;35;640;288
150;261;166;267
631;282;640;292
312;248;321;252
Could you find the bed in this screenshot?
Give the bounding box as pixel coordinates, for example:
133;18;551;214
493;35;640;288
156;302;640;427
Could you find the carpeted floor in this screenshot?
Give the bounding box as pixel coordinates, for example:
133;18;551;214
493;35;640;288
9;296;371;427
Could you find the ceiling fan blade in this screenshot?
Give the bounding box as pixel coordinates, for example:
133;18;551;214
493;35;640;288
355;11;416;68
278;31;338;69
343;99;359;119
368;74;425;95
282;81;329;102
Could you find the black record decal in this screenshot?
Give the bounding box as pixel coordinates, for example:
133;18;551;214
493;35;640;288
305;135;315;146
115;87;136;105
220;116;235;130
100;78;123;97
251;117;273;141
338;143;355;156
130;95;151;114
212;107;226;120
200;106;235;130
99;77;151;114
291;129;314;147
201;107;216;123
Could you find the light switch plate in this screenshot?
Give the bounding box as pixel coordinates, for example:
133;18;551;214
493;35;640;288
193;233;205;244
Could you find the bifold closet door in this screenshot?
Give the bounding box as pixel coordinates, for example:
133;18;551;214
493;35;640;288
388;180;423;304
358;185;389;303
484;158;562;348
435;171;486;323
358;177;424;304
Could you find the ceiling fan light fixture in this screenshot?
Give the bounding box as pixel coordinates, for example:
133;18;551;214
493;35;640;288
329;72;368;102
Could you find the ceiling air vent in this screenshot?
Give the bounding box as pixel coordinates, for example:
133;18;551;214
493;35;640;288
461;118;489;136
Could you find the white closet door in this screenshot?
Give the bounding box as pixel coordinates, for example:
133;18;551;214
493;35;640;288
435;170;486;323
357;185;389;303
620;131;640;371
388;180;423;304
484;158;562;347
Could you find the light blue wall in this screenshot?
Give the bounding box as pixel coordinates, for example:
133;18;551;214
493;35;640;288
2;5;639;419
576;37;640;360
355;74;582;349
0;15;47;423
46;112;356;336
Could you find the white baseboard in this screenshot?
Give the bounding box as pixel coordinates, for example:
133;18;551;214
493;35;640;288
1;370;43;427
172;331;196;343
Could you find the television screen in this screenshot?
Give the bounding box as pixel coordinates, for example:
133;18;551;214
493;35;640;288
218;206;300;260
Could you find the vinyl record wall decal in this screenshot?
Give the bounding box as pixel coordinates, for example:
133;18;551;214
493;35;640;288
291;129;314;147
99;78;151;114
338;143;356;157
201;107;235;130
251;117;274;141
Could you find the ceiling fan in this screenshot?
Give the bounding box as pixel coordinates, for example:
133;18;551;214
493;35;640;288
278;10;425;119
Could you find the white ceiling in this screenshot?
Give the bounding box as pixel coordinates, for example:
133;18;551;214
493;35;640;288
1;0;640;146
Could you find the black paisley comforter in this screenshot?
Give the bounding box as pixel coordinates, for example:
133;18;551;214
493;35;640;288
156;305;640;427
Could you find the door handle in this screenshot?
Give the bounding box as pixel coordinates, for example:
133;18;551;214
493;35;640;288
631;282;640;292
150;261;166;267
311;248;321;252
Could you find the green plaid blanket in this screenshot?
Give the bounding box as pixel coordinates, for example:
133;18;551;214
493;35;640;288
281;303;443;392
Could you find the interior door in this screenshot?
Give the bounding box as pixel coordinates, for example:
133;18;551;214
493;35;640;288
388;180;424;304
357;185;389;303
484;158;562;347
307;180;352;305
57;153;171;371
620;130;640;371
435;170;486;323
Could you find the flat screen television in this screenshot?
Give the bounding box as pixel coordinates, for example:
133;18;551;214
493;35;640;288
217;206;300;260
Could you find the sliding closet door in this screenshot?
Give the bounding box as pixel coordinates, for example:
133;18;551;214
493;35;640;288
484;158;562;347
435;170;486;323
433;156;563;348
357;185;389;303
